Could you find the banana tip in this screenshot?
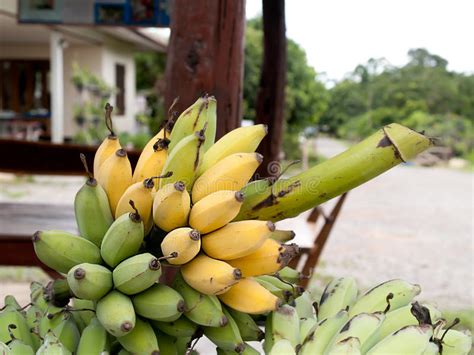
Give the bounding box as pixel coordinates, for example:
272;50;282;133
235;343;246;353
121;321;133;332
177;299;186;313
32;231;41;242
234;191;245;202
219;315;228;327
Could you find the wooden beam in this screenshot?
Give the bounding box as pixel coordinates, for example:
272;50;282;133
255;0;287;178
164;0;246;138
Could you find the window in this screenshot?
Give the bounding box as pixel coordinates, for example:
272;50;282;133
115;63;125;115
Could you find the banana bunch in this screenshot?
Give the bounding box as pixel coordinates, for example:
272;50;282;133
8;97;468;354
263;277;472;355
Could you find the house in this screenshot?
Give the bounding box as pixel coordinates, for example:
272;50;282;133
0;0;168;143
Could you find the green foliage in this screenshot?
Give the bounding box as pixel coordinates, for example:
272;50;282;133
322;48;474;161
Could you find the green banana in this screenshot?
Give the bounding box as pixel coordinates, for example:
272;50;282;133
362;302;441;352
3;296;21;311
253;277;288;300
263;310;274;354
172;272;227;327
168;96;215;153
72;298;95;326
96;291;135;337
256;275;300;297
159;130;206;191
225;307;264;342
151;317;198;338
48;312;80;353
269;339;296;355
317;277;358;321
67;263;112;300
30;282;48;313
32;230;102;274
74;153;113;247
299;310;349;355
117;318;159;355
295;291;316;320
276;266;303;284
198;123;268;176
217;343;260;355
328;337;361;355
154;330;178;355
36;332;71;355
299;317;318;344
25;305;41;350
0;305;34;347
348;279;421;317
113;253;163;295
8;339;34;355
132;284;185;322
270;230;296;243
440;328;472;355
175;336;192;355
203;308;245;353
271;304;300;349
422;342;440;355
236;124;432;221
0;341;11;354
366;324;433;354
328;312;385;352
100;206;144;267
76;317;109;355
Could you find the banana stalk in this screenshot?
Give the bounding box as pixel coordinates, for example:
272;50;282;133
236;123;432;221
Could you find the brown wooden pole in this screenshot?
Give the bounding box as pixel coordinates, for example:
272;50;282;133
255;0;287;178
164;0;246;138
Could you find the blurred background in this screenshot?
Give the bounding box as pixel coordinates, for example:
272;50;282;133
0;0;472;334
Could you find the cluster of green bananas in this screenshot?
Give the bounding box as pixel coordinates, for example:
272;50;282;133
263;278;472;355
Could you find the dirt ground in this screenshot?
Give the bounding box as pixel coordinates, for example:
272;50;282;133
1;138;472;312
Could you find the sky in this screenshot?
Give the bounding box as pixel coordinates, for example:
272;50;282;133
246;0;474;83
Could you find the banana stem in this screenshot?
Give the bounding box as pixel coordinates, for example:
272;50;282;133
236;123;433;222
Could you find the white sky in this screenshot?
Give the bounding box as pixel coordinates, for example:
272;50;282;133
246;0;474;83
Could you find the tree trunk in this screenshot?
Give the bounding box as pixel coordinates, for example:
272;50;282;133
255;0;287;178
164;0;246;138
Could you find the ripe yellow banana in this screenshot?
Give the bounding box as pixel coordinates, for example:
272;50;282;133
152;181;190;231
189;190;244;234
192;153;263;203
97;148;132;214
202;220;275;260
198;124;268;176
132;129;169;184
218;278;281;314
227;239;299;277
181;254;242;295
93;103;121;175
160;227;201;265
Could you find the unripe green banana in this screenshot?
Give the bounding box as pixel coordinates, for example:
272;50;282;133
151;316;198;338
440;328;472;355
72;298;95;327
38;310;63;338
422;342;440;355
132;284;185;322
225;307;264;342
67;263;112;300
271;304;300;349
299;310;349;355
0;306;34;347
0;341;11;354
269;339;296;355
349;279;421;317
154;330;179;355
74;154;113;247
96;291;135;337
366;324;433;354
175;336;192;355
25;305;41;350
36;331;71;355
160;130;206;190
117;318;159;355
48;312;80;353
30;282;48;312
299;317;318;344
198;124;268;176
254;277;291;300
100;206;144;267
168;96;215;153
295;291;316;320
318;277;358;321
328;337;361;355
76;317;109;355
276;266;302;284
113;253;163;295
271;230;296;243
32;230;102;274
328;312;384;352
217;343;260;355
3;296;21;311
264;310;275;354
203;308;245;353
9;340;34;355
172;272;228;327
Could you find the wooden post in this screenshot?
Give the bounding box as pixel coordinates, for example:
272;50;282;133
255;0;287;178
164;0;246;138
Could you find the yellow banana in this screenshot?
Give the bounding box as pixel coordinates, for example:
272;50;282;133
97;148;132;215
181;254;242;295
202;220;275;260
198;124;268;176
152;181;190;232
189;190;244;234
218;278;281;314
93;103;121;175
227;239;299;277
192;153;263;203
160;227;201;265
132;129;169;183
